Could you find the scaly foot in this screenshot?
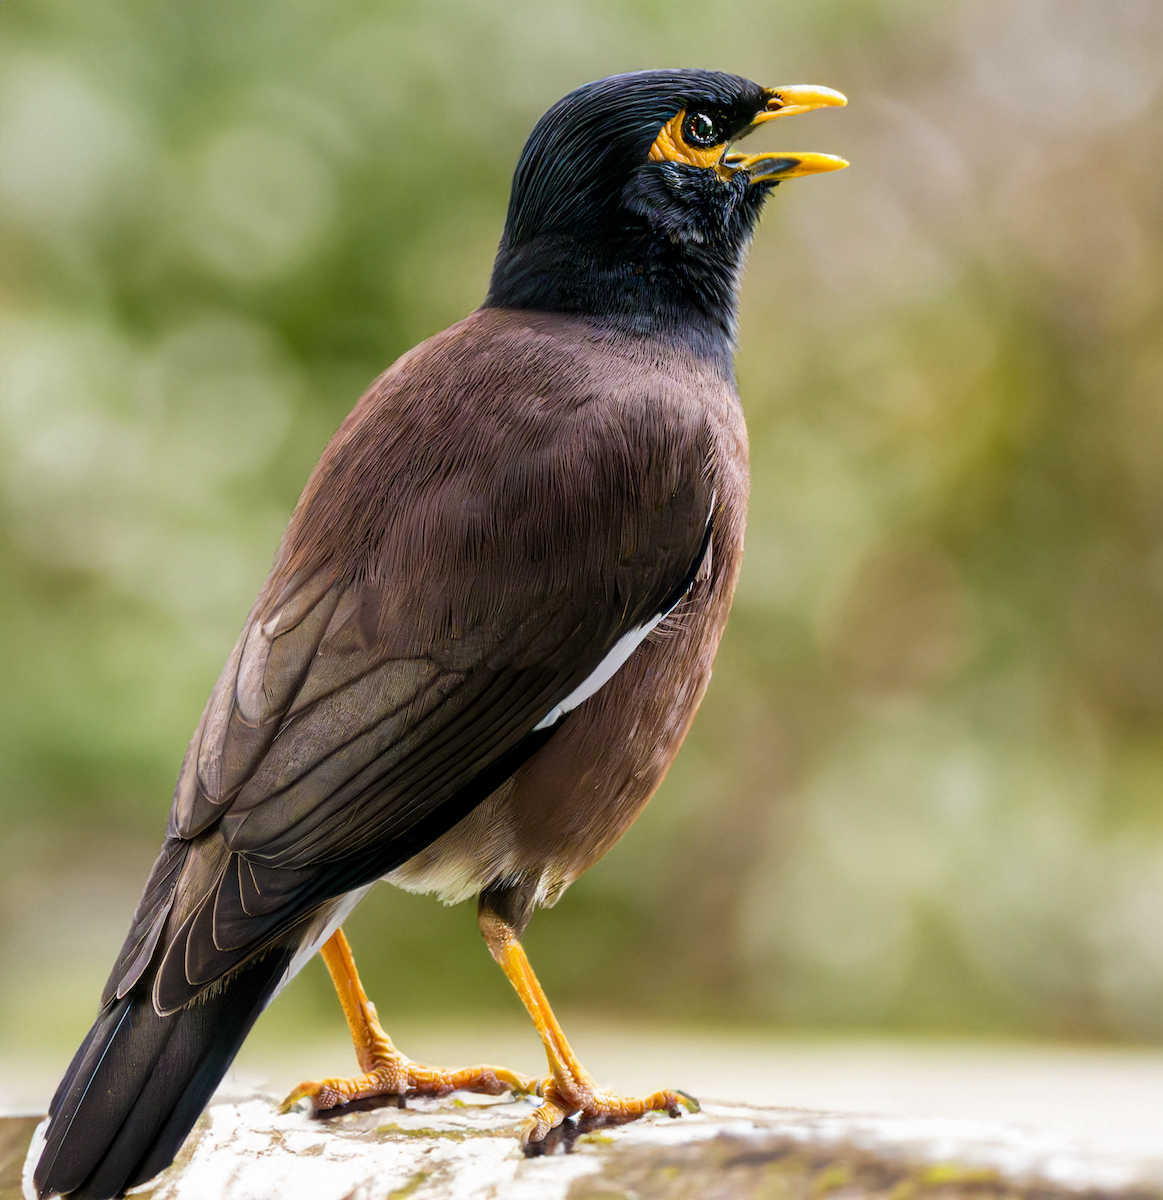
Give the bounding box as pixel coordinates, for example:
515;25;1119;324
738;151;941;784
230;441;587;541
477;909;700;1145
281;1036;535;1115
283;927;534;1115
520;1070;699;1144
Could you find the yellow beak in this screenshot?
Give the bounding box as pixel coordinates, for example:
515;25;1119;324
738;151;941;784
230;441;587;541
724;84;849;182
756;84;848;122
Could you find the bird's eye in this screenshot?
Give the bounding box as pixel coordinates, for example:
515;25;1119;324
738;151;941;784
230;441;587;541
682;111;721;148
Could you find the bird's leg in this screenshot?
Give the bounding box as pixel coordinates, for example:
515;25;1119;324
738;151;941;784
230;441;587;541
281;927;535;1114
477;903;700;1145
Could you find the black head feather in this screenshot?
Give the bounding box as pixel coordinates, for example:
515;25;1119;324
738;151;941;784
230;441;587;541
485;69;780;356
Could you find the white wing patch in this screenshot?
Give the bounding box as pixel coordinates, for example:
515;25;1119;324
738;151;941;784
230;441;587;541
534;613;666;731
534;496;715;732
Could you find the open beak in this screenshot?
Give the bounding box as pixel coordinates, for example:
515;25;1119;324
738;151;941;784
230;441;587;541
724;84;848;183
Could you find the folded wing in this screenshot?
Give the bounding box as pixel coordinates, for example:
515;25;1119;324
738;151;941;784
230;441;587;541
102;312;714;1015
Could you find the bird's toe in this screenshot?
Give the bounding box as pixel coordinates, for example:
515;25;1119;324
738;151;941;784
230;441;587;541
518;1080;699;1150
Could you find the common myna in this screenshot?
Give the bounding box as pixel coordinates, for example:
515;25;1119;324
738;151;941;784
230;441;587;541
34;68;846;1198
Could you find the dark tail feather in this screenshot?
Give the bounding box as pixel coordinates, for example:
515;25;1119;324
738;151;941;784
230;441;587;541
35;947;294;1200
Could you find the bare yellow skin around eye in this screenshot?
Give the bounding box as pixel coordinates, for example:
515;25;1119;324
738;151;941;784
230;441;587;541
647;109;731;176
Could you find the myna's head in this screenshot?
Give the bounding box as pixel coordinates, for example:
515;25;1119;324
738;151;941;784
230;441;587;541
486;69;846;349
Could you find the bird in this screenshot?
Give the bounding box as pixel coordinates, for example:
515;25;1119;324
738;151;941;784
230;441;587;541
33;68;846;1199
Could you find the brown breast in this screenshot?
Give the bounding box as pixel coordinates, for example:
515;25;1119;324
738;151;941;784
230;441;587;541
387;330;749;909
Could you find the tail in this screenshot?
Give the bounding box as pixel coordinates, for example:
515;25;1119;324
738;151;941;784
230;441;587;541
34;947;293;1200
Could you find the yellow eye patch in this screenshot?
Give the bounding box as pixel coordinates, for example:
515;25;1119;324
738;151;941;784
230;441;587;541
647;110;730;175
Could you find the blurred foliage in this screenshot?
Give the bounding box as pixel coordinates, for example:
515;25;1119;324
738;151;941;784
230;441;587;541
1;0;1161;1064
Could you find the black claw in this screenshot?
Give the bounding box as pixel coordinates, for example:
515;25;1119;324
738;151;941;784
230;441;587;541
522;1116;581;1157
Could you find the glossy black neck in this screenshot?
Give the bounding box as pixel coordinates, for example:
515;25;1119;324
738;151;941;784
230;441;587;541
486;165;773;367
485;230;748;365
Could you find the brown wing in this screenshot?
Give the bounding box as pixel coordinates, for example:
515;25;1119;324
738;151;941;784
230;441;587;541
104;309;714;1014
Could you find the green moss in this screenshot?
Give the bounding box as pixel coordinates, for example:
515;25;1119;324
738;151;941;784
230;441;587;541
372;1122;509;1143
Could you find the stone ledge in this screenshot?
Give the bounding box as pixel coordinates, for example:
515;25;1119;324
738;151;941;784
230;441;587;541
12;1090;1163;1200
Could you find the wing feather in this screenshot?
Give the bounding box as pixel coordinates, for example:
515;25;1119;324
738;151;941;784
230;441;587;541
103;311;717;1014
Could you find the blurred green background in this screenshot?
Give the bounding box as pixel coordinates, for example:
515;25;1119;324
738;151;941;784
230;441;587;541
2;0;1161;1079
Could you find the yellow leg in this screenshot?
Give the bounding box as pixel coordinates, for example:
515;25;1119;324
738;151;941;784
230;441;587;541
281;928;535;1114
478;911;699;1144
